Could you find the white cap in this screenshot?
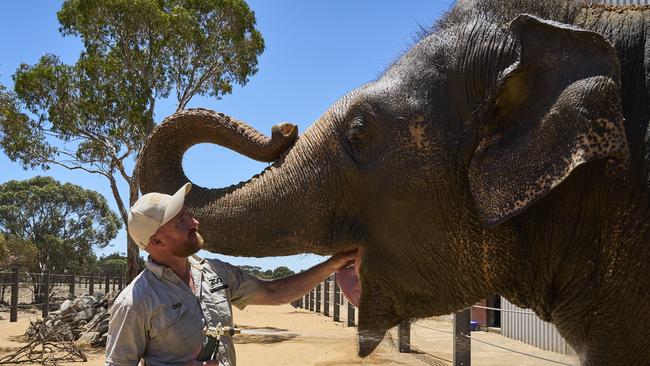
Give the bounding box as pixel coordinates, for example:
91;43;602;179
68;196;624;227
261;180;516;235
128;183;192;249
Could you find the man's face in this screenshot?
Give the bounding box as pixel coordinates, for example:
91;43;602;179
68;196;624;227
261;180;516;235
156;207;204;257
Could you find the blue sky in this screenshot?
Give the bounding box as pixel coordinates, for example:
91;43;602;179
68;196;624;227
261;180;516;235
0;1;453;271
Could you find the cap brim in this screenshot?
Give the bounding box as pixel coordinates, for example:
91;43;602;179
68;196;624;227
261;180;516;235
161;182;192;226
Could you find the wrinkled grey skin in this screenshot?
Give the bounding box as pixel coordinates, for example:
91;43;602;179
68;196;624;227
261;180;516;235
138;1;650;365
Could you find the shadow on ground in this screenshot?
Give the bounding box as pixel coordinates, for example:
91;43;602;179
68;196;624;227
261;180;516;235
234;326;298;345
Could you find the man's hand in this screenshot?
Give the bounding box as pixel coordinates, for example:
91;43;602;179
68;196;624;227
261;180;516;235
183;344;219;366
325;249;358;272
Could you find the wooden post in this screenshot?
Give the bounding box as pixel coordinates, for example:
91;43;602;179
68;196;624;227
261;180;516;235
89;273;95;296
10;267;18;322
303;293;308;309
105;273;110;293
323;275;330;317
315;282;321;313
333;273;340;322
454;309;471;366
118;275;123;290
347;301;356;327
42;271;50;318
309;288;315;311
399;321;411;352
69;274;75;297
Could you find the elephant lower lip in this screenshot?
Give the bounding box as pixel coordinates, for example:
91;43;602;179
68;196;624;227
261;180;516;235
336;247;362;307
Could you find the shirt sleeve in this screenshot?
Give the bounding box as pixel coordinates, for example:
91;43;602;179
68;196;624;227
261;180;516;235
209;259;260;310
105;301;147;366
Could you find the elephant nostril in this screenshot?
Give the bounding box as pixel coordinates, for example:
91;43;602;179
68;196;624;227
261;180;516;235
279;123;296;136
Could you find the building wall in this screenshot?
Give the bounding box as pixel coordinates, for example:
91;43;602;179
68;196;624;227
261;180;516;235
501;297;576;356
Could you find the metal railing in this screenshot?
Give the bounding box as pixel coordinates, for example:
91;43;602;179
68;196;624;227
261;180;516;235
0;267;126;322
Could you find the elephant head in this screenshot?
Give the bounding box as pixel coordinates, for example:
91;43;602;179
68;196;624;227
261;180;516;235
139;6;632;361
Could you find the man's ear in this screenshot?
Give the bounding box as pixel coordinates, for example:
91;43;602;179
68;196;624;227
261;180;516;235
468;14;629;226
148;234;162;248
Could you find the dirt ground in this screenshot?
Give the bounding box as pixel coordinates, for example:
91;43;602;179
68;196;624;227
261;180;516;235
0;305;579;365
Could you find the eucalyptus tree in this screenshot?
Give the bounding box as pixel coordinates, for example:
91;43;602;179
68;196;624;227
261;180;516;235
0;0;265;280
0;176;120;301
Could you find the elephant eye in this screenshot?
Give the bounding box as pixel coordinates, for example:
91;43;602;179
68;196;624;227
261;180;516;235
346;117;366;145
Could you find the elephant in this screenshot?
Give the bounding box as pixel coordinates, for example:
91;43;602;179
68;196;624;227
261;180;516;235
137;1;650;365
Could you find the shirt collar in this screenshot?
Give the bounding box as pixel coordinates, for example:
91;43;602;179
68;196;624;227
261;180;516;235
146;254;206;279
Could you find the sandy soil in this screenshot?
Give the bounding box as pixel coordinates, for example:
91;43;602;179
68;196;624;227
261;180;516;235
0;305;579;365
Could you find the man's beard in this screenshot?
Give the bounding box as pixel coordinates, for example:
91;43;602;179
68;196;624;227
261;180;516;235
172;231;205;257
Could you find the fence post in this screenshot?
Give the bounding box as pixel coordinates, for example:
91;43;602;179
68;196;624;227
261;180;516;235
333;273;340;322
10;267;18;322
453;309;471;366
89;273;95;296
347;301;356;327
309;288;315;311
303;293;308;309
315;282;321;313
118;275;123;290
323;275;330;317
105;273;110;293
69;274;75;297
42;271;50;318
399;321;411;352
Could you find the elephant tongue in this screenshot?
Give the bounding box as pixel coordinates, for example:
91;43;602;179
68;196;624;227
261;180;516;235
337;249;362;307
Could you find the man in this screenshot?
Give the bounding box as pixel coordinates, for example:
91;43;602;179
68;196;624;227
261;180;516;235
105;183;357;366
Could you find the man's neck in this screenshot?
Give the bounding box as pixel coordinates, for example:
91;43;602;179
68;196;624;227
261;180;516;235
150;254;192;285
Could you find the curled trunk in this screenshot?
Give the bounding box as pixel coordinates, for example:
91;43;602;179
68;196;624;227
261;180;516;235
138;108;298;195
137;108;338;257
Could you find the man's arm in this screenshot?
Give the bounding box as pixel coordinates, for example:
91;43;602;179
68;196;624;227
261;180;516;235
248;250;357;305
105;302;147;366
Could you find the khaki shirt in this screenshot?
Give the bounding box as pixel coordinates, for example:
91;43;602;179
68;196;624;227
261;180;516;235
105;255;259;366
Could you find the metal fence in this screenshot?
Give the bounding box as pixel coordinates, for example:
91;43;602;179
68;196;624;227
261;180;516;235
0;267;126;322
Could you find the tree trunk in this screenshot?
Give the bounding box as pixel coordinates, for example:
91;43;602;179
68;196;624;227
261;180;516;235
127;177;143;282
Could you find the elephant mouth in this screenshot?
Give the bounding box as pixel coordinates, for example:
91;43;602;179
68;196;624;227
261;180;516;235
334;247;395;357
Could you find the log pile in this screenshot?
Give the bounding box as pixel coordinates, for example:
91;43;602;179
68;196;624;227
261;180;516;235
0;291;119;365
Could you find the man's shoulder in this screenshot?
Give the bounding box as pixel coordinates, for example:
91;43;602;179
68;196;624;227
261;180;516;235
202;256;241;274
113;269;156;311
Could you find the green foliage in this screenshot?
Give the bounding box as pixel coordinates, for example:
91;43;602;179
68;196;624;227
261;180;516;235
0;176;121;274
238;264;296;280
0;234;39;270
95;251;143;276
272;266;295;279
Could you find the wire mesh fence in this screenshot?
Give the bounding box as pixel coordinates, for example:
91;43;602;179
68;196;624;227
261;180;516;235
0;267;126;322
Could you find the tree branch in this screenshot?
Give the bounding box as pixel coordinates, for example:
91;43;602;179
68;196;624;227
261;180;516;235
42;158;111;178
107;167;129;225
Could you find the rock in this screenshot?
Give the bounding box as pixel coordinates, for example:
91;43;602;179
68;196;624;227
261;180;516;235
60;299;72;311
73;306;96;323
78;331;99;345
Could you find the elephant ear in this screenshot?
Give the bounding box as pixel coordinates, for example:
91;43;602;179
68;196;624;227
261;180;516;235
468;14;630;226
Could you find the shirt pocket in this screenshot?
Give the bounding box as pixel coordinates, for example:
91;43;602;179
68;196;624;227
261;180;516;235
149;304;188;344
212;295;233;326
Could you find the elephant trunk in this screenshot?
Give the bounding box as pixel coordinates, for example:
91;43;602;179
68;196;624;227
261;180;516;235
138;108;298;194
138;108;339;257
